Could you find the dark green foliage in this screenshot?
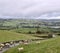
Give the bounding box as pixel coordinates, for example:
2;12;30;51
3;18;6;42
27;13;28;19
28;31;35;34
28;31;32;34
48;34;53;38
36;30;41;34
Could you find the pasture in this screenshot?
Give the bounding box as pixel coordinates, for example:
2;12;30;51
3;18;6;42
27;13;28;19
0;30;38;42
0;19;59;53
4;36;60;53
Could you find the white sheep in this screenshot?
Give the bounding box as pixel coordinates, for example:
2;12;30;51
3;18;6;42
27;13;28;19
18;47;24;52
19;41;23;44
5;43;10;48
0;44;5;47
24;43;29;45
36;41;41;44
0;47;3;51
5;43;10;46
10;42;13;45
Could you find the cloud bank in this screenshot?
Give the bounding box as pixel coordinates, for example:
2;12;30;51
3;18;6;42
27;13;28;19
0;0;60;19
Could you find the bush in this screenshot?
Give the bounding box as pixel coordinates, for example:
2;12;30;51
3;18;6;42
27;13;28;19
36;31;41;34
28;31;32;34
28;31;35;34
48;34;53;38
57;33;60;36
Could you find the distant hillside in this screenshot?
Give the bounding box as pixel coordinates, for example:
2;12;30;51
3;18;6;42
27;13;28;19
0;19;60;29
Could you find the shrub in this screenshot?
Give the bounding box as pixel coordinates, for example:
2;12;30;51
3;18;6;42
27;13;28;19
48;34;53;38
36;30;41;34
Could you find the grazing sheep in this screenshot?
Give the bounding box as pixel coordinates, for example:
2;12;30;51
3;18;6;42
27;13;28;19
18;47;24;52
19;41;23;44
0;44;5;47
36;41;41;44
24;40;28;43
5;43;10;48
52;34;56;38
0;47;3;51
24;43;29;45
10;42;13;45
0;43;5;50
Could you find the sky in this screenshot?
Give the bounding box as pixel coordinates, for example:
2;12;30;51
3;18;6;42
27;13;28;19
0;0;60;19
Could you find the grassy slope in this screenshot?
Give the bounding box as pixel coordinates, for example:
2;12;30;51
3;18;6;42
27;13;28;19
0;30;38;42
10;28;37;33
4;37;60;53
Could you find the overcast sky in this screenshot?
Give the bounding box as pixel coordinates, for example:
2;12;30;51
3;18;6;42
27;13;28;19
0;0;60;19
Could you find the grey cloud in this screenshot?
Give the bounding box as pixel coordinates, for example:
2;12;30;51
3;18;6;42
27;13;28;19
0;0;60;19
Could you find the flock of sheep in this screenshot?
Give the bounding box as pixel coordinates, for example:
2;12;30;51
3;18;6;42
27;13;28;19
0;40;32;52
0;34;56;53
0;39;41;52
0;41;15;51
0;35;55;53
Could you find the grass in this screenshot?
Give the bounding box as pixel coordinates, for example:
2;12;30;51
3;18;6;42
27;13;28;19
10;28;50;34
0;30;38;42
10;28;37;33
4;36;60;53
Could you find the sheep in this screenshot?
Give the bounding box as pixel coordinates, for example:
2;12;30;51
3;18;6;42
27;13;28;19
52;34;56;38
24;42;29;45
0;47;3;51
18;47;24;52
0;43;5;50
10;41;14;45
19;41;23;44
0;44;5;47
36;41;41;44
5;43;10;48
23;40;29;45
24;40;28;43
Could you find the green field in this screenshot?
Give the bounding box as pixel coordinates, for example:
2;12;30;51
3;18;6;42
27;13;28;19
10;27;51;34
4;36;60;53
0;30;38;42
0;19;60;53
